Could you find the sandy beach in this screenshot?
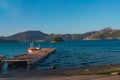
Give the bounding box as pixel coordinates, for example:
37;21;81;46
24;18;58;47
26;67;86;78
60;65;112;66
1;64;120;80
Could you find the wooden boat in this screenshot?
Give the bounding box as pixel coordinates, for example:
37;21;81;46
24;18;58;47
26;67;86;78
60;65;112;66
28;47;39;53
27;42;40;53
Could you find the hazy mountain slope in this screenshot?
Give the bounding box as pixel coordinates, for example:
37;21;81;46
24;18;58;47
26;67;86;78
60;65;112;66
83;27;120;40
6;31;48;42
0;27;120;42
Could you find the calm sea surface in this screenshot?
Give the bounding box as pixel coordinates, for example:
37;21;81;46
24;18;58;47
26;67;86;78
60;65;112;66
1;40;120;71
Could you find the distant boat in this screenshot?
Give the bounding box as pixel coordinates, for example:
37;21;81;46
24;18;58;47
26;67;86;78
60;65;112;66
27;42;40;53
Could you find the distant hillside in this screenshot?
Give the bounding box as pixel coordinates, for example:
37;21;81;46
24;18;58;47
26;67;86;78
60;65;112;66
0;27;120;42
44;31;97;41
5;31;48;42
0;39;18;43
84;27;120;40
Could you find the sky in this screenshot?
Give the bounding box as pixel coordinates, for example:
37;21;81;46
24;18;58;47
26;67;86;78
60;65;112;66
0;0;120;36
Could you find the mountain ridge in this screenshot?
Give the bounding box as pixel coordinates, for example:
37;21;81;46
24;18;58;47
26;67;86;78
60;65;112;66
1;27;120;42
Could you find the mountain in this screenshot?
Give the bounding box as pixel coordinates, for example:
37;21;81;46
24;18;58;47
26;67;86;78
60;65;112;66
0;27;120;42
0;38;18;43
0;30;97;42
44;31;97;41
83;27;120;40
5;30;48;42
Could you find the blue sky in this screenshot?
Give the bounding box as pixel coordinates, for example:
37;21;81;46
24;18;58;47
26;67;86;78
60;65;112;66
0;0;120;36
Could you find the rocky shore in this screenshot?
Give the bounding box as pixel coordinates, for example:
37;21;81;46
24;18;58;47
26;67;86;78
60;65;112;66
1;64;120;80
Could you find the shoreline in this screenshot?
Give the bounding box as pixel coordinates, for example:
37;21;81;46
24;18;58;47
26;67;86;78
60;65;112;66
1;63;120;78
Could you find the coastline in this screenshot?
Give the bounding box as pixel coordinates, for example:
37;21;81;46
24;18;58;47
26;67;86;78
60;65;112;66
1;63;120;79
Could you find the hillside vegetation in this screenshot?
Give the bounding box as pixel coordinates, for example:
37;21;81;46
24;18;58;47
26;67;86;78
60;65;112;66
0;27;120;42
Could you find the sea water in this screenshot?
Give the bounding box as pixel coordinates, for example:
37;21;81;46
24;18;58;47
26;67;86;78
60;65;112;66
1;40;120;70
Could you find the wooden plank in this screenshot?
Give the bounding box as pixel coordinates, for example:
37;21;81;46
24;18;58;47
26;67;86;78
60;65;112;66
4;59;31;62
5;48;56;69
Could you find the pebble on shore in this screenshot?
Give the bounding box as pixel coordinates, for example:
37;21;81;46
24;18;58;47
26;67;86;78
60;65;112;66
51;65;56;69
111;72;120;75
